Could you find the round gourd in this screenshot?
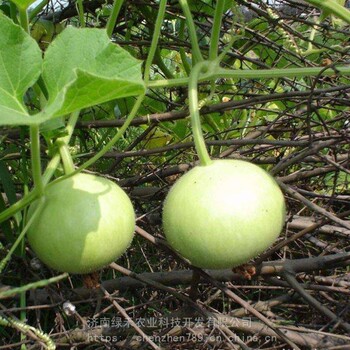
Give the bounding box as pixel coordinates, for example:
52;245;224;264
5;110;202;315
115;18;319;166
27;173;135;274
162;160;286;269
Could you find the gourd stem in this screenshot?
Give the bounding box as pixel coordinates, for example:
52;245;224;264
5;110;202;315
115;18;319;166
57;142;75;175
64;110;81;141
45;111;80;181
49;94;145;185
106;0;124;38
42;153;61;186
189;62;213;166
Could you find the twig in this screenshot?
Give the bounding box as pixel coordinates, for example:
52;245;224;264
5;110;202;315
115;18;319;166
282;271;350;332
271;139;339;175
193;267;302;350
100;285;162;350
256;209;350;264
109;262;206;316
277;181;350;230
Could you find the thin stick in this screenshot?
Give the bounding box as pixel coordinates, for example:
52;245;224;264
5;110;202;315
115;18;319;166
278;181;350;230
283;271;350;332
100;285;161;350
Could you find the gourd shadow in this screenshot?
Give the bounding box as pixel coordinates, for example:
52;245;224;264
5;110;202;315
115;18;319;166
27;175;133;274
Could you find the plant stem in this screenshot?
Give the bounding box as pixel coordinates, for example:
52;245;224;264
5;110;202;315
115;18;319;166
209;0;225;61
20;290;26;350
217;3;245;63
189;62;213;166
76;0;85;27
147;65;350;88
303;0;350;24
18;7;29;33
143;0;167;84
153;47;175;79
57;142;75;175
0;111;80;225
179;19;191;75
42;153;61;185
106;0;124;38
0;190;39;225
141;3;174;79
57;94;145;179
0;197;45;274
0;314;56;350
29;125;44;195
214;66;350;80
42;111;80;184
9;2;19;24
20;127;30;193
64;110;80;141
178;0;203;64
0;272;68;299
29;0;49;20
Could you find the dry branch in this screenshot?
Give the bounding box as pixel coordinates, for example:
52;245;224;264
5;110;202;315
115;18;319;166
22;252;350;305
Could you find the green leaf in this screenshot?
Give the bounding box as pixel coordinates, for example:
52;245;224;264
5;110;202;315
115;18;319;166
41;27;145;118
0;12;42;126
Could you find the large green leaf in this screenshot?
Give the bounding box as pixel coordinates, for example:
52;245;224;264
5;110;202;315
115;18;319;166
40;27;145;118
0;12;42;126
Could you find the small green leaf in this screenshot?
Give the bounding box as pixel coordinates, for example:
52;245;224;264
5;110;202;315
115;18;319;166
0;12;42;126
41;27;145;118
